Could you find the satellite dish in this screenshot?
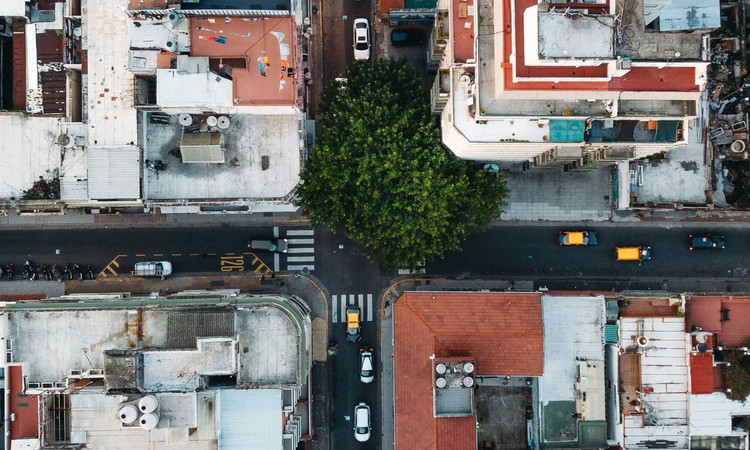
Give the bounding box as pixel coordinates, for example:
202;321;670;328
637;336;649;347
697;343;708;353
164;40;177;52
217;116;231;129
168;12;180;25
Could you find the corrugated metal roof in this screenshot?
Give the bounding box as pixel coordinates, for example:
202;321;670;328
604;323;619;343
218;389;283;450
87;146;141;200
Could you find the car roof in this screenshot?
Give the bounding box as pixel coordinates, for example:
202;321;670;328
355;405;369;423
361;354;373;370
565;232;585;245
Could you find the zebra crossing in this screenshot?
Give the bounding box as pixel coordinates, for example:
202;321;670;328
331;294;375;323
275;228;315;272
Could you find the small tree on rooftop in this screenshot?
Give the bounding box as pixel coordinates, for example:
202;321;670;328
294;58;509;270
721;339;750;401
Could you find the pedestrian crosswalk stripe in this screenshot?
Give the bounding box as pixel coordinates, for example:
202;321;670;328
287;247;314;254
287;229;315;236
288;265;315;271
287;238;314;245
287;256;315;262
331;294;375;323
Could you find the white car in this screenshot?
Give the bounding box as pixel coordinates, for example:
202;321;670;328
353;402;371;442
360;348;374;383
353;19;370;61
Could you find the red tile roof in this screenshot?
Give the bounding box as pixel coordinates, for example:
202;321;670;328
689;296;750;346
689;353;714;394
8;365;39;440
394;292;543;450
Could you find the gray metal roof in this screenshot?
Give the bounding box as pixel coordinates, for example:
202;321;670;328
656;0;720;31
87;146;141;200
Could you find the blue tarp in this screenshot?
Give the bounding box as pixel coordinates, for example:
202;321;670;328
549;120;585;143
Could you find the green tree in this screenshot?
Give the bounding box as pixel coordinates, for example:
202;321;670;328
295;58;508;269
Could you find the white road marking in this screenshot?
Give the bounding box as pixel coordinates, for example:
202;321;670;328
367;294;373;321
274;253;280;272
287;256;315;262
287;238;315;245
358;294;364;311
341;295;347;322
273;226;279;238
287;247;315;254
287;229;315;236
287;265;315;271
332;295;338;323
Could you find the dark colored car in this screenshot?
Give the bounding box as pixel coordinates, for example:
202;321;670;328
390;29;425;46
688;234;725;250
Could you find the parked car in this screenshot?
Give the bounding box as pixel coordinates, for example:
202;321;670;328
390;28;424;46
615;246;651;261
132;261;173;280
360;348;374;383
558;231;598;246
353;19;371;61
353;402;371;442
346;305;361;342
688;234;725;250
247;238;288;253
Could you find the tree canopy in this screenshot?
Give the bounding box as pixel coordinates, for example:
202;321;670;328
295;58;509;269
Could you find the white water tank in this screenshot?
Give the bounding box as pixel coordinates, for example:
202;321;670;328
138;395;158;413
637;336;650;347
118;404;139;424
463;376;475;388
463;362;475;374
139;412;159;430
206;116;218;127
436;363;446;375
435;377;447;388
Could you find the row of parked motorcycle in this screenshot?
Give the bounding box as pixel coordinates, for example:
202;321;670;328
0;261;96;282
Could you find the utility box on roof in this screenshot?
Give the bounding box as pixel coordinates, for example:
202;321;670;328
180;132;225;163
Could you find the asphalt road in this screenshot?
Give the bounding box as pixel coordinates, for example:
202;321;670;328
429;224;750;284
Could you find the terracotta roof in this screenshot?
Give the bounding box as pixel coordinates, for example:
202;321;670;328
394;292;543;450
8;365;39;440
689;353;714;394
689;296;750;346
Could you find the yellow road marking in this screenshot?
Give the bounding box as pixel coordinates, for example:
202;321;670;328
189;253;199;256
172;253;182;257
153;253;164;257
225;252;235;256
99;254;128;278
135;254;146;257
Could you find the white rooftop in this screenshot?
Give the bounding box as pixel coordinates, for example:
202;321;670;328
142;338;237;392
218;389;283;450
0;0;25;16
538;13;614;59
84;0;137;146
143;110;302;201
0;116;62;198
620;317;689;449
689;392;750;437
156;70;234;108
70;391;218;448
540;295;605;402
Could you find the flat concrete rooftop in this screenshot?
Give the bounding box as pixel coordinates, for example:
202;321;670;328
6;300;301;387
143;110;302;201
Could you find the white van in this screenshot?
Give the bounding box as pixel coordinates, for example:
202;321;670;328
132;261;173;280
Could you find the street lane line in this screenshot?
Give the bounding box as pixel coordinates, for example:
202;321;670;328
287;247;315;254
358;294;364;312
274;226;279;238
367;294;373;321
274;253;280;272
349;294;355;306
287;229;315;236
287;265;315;271
287;256;315;262
332;295;338;323
287;238;314;245
341;296;347;322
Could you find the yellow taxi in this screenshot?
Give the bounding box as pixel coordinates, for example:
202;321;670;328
346;305;361;342
558;231;598;246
